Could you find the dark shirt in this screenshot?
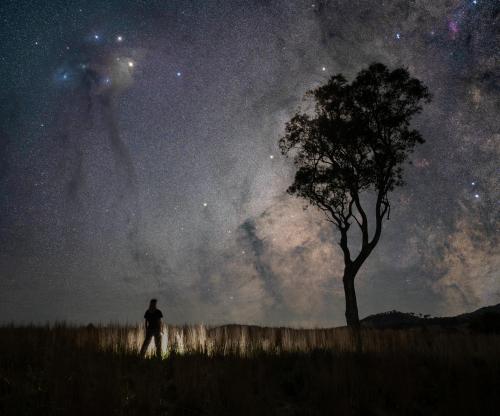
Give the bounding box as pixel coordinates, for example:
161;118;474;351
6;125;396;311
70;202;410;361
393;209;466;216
144;308;163;333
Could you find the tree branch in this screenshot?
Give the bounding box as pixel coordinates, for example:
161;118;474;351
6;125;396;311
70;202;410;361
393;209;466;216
352;190;369;247
348;198;363;229
338;225;352;266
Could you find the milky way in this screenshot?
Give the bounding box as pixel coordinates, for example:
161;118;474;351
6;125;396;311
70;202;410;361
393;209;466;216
0;0;498;325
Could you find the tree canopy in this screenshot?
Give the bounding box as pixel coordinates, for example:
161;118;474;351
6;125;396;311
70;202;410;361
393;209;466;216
280;63;431;326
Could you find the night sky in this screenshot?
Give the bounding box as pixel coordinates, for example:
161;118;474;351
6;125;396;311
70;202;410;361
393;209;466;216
0;0;498;326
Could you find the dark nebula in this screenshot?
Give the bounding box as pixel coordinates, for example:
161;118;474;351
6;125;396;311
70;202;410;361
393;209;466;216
0;0;498;325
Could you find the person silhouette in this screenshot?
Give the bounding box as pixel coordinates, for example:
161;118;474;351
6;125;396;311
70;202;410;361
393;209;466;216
139;299;163;358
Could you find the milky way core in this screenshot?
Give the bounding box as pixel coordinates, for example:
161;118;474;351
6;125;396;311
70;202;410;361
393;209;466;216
0;0;498;325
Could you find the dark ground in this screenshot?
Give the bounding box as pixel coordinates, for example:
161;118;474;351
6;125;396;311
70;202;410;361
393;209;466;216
1;326;499;416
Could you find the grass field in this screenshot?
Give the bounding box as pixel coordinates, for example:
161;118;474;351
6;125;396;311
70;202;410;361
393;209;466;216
1;324;499;415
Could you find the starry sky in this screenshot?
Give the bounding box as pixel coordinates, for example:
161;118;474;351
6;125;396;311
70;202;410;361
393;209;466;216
0;0;498;326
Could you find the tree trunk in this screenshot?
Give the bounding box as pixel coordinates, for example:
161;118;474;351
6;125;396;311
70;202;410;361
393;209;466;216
343;268;360;328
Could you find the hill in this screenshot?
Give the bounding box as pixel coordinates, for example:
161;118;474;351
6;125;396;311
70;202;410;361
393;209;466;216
361;303;500;332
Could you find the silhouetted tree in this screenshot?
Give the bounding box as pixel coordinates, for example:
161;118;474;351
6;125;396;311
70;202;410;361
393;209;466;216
280;63;431;327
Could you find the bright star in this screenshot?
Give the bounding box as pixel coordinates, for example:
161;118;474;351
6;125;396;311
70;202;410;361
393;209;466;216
471;181;476;186
176;71;181;77
270;155;274;159
321;66;326;71
395;32;401;39
474;194;480;199
203;202;208;207
128;61;134;68
117;35;123;42
94;34;100;40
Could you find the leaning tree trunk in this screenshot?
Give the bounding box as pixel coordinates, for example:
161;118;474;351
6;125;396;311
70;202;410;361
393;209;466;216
341;249;371;328
343;267;360;328
343;263;363;353
338;200;384;329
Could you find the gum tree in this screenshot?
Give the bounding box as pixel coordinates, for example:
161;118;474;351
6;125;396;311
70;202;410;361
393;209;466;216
280;63;431;327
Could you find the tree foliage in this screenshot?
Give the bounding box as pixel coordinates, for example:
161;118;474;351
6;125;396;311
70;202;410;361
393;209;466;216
280;63;431;325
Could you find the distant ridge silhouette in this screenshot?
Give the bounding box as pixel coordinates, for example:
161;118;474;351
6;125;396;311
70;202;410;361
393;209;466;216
361;303;500;333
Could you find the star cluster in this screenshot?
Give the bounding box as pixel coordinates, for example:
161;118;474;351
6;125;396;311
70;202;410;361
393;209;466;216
0;0;498;325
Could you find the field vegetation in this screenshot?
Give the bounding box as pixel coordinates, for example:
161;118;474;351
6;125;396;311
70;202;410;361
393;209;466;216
1;323;499;415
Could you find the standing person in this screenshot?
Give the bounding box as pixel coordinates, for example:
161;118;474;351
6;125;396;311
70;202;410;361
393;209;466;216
139;299;163;358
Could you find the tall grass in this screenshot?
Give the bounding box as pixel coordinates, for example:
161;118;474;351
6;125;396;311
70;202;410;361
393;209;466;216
2;322;499;358
1;324;499;415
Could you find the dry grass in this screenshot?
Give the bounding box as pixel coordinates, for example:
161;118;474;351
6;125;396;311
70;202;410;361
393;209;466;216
65;322;500;358
1;323;499;415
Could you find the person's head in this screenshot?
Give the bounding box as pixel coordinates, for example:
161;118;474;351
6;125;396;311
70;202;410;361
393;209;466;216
149;298;157;309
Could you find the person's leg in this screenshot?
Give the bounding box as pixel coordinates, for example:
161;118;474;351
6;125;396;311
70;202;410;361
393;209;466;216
153;333;162;358
140;332;153;357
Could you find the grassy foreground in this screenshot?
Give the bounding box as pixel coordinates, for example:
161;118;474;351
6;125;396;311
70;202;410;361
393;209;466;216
0;324;499;415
